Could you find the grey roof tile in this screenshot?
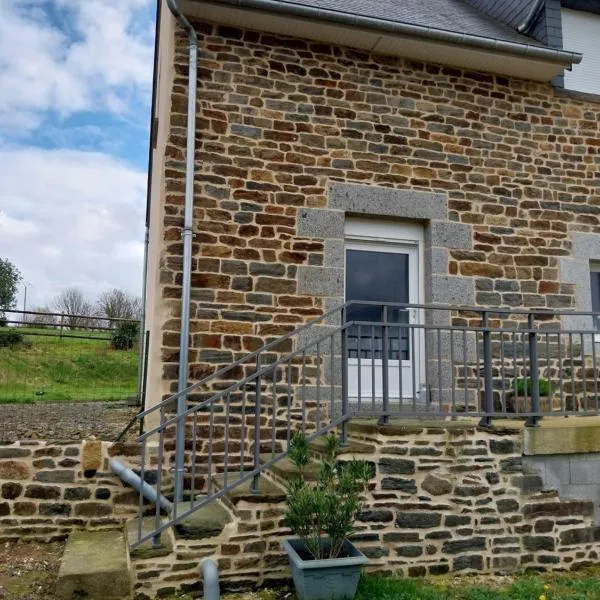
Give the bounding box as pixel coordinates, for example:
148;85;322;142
269;0;545;46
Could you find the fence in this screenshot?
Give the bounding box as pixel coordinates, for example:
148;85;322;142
0;309;142;441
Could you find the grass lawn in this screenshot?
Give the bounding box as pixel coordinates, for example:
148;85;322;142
0;327;138;403
352;570;600;600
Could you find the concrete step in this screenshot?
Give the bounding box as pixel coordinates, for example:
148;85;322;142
171;499;232;540
56;529;133;600
261;454;321;482
126;517;174;559
212;472;286;504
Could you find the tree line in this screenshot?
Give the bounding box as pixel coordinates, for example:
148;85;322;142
26;287;142;329
0;258;141;329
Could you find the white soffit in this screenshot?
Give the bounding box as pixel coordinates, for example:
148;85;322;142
182;1;565;81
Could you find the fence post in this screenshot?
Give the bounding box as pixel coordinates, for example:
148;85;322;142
252;352;262;493
527;313;541;427
479;311;494;427
341;306;348;445
380;304;390;425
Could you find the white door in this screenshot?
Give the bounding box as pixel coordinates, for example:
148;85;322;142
344;220;422;409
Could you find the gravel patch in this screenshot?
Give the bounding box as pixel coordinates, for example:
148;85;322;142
0;401;139;442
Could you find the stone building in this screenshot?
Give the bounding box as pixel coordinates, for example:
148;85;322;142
132;0;600;592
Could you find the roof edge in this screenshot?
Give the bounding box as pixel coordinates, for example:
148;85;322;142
207;0;582;66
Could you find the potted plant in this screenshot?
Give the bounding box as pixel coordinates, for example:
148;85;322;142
508;377;555;413
281;432;371;600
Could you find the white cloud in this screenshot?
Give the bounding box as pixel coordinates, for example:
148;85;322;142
0;0;154;136
0;147;146;307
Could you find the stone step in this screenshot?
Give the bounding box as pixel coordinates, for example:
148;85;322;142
310;436;376;457
348;418;479;437
261;454;321;482
126;517;174;559
56;529;133;600
171;499;232;540
212;471;286;504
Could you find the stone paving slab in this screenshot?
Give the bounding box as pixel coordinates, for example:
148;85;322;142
56;529;132;600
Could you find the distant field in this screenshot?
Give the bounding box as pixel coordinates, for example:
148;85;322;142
0;327;138;404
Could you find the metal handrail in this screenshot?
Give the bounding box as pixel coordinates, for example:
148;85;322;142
136;301;348;420
139;301;600;420
131;301;600;549
139;323;347;440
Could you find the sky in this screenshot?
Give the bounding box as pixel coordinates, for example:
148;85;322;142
0;0;156;311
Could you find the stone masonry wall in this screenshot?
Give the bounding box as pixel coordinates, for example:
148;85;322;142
0;440;141;542
133;422;600;598
152;19;600;408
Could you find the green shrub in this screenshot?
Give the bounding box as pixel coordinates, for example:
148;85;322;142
0;315;6;327
512;377;551;397
0;329;23;347
111;320;140;351
285;432;372;560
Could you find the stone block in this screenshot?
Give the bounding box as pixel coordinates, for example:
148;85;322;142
329;183;446;220
56;530;132;600
34;470;75;484
429;221;471;250
443;537;486;554
422;474;452;496
25;485;60;500
452;554;483;571
297;208;344;239
396;512;441;529
381;477;417;493
297;266;344;296
430;275;474;305
0;448;31;458
425;247;449;276
524;424;600;456
378;457;415;475
323;238;344;268
0;460;30;480
127;518;174;559
1;482;22;499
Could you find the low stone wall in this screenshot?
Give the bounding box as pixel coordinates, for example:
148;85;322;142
132;421;600;597
0;440;140;542
348;423;600;574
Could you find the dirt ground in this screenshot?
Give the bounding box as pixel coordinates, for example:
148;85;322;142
0;541;64;600
0;540;288;600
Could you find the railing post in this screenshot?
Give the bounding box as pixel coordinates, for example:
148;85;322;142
527;313;541;427
252;352;262;493
341;307;348;445
479;311;493;427
380;305;389;425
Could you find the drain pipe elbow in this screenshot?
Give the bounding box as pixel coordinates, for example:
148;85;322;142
201;559;220;600
110;458;171;512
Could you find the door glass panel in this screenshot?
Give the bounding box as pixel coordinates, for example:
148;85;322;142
345;249;410;361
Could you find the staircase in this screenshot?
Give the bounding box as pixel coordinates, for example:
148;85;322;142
127;433;374;597
56;417;600;598
53;301;600;597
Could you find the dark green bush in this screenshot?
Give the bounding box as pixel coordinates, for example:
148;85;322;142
111;320;140;351
512;377;551;397
0;329;23;347
0;315;7;327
